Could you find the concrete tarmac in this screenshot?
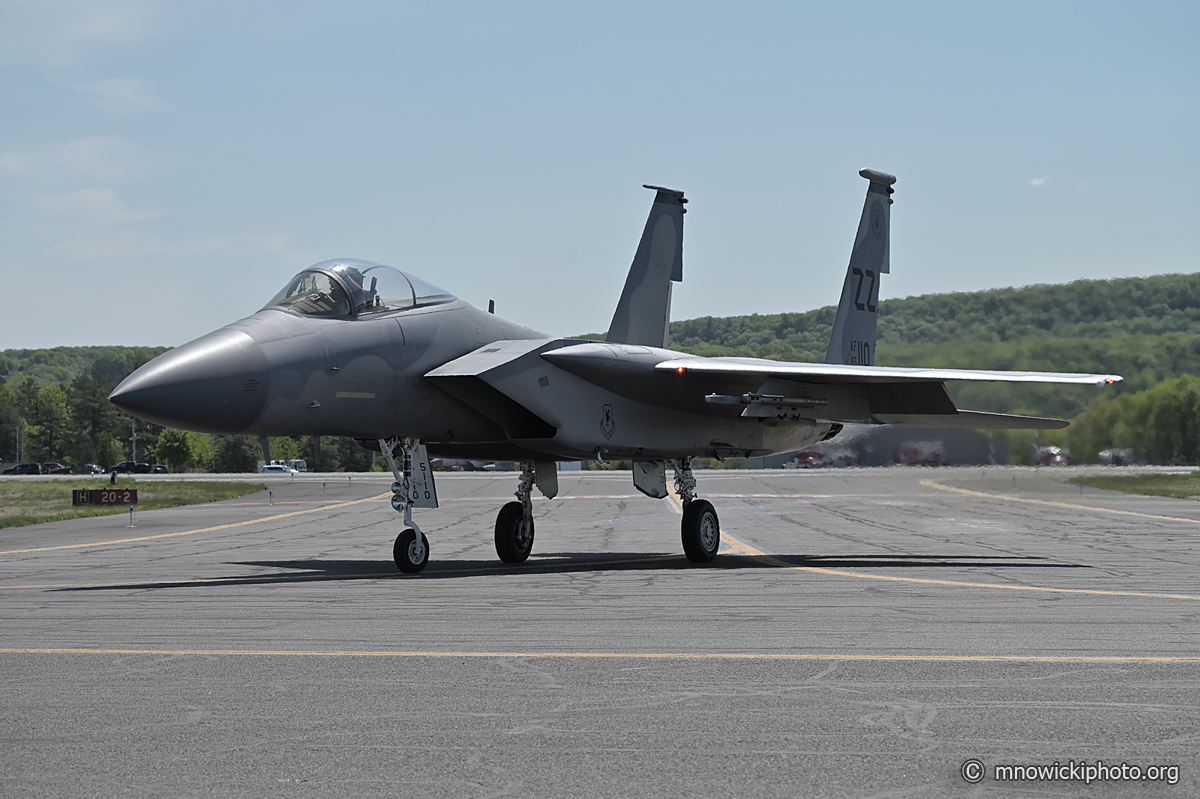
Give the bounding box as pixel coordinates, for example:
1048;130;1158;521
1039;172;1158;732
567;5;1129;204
1;467;1197;797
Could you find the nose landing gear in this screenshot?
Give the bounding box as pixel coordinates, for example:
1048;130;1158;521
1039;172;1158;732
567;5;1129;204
380;437;434;574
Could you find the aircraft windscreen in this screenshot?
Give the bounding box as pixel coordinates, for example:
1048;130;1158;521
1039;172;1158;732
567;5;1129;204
266;270;352;317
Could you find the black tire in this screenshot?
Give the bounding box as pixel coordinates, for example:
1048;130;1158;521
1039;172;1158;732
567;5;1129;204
681;499;720;563
393;528;429;573
495;500;534;564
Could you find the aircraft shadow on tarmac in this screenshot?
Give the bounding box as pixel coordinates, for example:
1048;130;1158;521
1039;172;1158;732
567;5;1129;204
53;551;1088;591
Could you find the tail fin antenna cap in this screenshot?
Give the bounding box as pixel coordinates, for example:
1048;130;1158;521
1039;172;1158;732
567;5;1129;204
859;168;897;186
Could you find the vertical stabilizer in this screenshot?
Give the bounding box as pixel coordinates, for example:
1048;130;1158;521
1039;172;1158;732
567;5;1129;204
825;169;896;366
606;185;686;348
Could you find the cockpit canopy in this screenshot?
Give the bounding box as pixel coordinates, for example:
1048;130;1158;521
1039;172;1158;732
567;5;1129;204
265;259;456;318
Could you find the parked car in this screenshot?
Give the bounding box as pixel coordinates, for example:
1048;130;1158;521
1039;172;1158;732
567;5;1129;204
894;441;946;466
1035;446;1069;466
1099;447;1136;466
109;461;152;474
40;462;71;474
3;463;41;475
71;463;106;475
261;464;297;475
151;464;168;473
792;450;828;469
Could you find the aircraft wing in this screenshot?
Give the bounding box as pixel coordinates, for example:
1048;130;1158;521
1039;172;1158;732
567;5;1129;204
540;342;1122;430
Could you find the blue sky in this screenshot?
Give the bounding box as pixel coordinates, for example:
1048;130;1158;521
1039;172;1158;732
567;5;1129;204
2;1;1196;349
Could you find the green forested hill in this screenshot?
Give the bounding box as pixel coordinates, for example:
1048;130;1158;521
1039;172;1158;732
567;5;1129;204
671;272;1200;355
668;272;1200;418
3;273;1198;420
878;272;1200;344
0;346;170;386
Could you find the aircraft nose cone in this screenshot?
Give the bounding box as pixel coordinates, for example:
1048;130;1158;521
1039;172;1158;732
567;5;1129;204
109;328;270;434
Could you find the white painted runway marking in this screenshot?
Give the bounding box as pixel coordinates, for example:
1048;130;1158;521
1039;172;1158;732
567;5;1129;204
2;648;1197;663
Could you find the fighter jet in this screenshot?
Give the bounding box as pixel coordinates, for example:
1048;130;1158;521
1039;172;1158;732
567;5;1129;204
109;169;1122;573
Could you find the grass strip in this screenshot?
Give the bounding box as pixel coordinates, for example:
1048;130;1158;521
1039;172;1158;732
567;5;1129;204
0;479;265;529
1078;472;1200;500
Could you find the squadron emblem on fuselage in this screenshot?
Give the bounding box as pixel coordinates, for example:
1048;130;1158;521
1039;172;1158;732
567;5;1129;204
600;403;616;439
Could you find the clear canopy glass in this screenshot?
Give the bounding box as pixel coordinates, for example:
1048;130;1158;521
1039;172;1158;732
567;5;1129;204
265;259;456;317
265;270;352;317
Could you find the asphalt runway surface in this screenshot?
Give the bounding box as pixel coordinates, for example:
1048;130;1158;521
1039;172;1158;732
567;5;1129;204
2;466;1197;797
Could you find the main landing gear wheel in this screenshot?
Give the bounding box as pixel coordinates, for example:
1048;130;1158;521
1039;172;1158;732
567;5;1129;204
681;499;720;563
495;500;534;564
394;528;429;573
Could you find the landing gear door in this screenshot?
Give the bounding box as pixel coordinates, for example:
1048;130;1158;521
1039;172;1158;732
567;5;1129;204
411;443;439;508
633;460;668;499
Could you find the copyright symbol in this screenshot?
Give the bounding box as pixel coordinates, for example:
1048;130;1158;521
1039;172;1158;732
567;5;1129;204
961;758;985;783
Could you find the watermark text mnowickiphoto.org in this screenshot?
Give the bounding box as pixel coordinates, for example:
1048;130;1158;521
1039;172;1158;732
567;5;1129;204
961;758;1180;785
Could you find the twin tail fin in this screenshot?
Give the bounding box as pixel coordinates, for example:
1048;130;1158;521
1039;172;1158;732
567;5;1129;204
824;168;895;366
605;185;686;348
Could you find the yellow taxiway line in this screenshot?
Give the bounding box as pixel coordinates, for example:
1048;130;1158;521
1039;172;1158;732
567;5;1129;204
0;647;1196;663
921;478;1200;524
665;488;1200;602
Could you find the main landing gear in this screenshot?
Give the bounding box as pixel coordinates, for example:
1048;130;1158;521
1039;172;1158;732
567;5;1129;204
495;462;536;563
379;437;429;573
674;457;720;562
376;442;716;570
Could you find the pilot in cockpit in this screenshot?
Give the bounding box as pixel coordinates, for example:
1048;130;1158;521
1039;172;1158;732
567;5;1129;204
327;263;381;313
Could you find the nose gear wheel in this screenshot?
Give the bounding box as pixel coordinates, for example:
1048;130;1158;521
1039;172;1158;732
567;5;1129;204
394;528;429;573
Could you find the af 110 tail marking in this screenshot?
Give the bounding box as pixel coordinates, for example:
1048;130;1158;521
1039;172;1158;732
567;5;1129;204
825;168;895;366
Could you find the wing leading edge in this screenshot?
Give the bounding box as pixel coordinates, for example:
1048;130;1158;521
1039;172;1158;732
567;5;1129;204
653;356;1122;386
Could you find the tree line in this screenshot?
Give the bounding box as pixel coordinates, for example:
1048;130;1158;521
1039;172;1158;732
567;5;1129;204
0;370;381;472
5;363;1195;469
667;271;1200;420
0;346;169;387
1063;375;1200;465
669;271;1200;354
5;270;1198;467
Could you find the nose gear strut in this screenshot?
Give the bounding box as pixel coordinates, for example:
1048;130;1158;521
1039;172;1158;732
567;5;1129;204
379;437;429;573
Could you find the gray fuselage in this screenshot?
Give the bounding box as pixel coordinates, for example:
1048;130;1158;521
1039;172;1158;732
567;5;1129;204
110;296;831;463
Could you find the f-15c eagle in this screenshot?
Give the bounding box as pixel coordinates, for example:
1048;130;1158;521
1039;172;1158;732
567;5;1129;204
110;170;1122;573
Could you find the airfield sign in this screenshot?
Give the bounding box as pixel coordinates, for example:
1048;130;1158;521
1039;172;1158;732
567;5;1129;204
72;488;138;507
